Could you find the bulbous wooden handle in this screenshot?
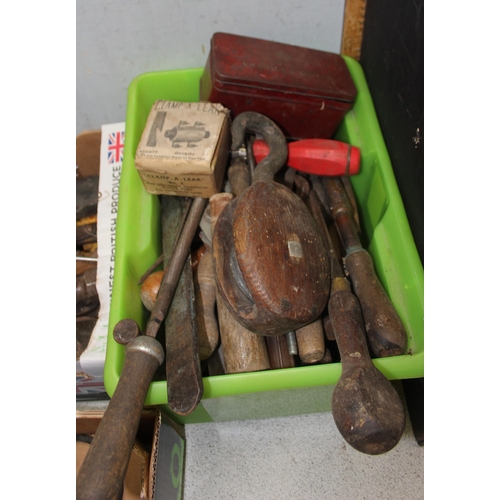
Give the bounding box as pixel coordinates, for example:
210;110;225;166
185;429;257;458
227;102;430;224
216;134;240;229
329;286;405;455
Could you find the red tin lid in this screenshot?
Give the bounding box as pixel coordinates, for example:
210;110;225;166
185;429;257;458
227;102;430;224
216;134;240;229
210;33;357;103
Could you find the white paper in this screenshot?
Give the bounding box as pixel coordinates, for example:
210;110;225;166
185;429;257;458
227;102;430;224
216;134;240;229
79;123;125;380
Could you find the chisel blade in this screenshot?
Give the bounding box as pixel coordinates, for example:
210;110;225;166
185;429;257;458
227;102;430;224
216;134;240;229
162;195;203;415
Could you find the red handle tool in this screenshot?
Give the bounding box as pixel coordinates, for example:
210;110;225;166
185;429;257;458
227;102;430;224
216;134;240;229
252;138;361;176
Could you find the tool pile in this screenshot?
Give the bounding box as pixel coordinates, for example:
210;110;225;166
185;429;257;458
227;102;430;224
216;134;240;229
76;174;99;360
77;33;411;500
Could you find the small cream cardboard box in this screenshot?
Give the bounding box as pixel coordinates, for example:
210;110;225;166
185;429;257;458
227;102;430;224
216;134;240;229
134;101;231;197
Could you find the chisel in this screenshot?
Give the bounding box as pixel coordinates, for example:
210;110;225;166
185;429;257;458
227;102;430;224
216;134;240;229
321;176;407;357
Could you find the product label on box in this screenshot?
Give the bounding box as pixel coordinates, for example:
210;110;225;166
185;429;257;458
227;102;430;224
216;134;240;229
135;101;230;197
77;123;125;390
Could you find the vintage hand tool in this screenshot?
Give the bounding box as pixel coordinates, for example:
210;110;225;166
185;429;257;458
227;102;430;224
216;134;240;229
236;138;361;177
76;267;99;317
212;112;330;336
305;182;405;455
210;192;271;373
161;195;204;416
265;334;296;369
193;249;220;361
290;174;327;365
321;176;407;357
76;196;207;500
295;319;326;364
138;253;219;362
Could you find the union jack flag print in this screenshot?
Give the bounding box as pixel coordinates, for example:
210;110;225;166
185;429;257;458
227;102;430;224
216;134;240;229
107;131;125;164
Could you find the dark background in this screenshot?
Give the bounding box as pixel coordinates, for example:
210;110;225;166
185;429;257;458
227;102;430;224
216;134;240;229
360;0;424;444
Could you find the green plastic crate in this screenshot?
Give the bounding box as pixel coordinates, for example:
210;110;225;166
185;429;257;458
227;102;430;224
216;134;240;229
104;56;424;424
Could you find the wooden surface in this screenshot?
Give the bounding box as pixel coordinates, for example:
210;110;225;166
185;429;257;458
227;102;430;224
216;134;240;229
341;0;367;60
76;130;101;178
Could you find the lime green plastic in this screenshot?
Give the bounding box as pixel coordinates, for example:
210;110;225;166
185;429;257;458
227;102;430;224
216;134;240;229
104;57;424;424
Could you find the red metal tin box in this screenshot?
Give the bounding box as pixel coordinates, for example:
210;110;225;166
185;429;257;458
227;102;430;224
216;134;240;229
199;32;357;140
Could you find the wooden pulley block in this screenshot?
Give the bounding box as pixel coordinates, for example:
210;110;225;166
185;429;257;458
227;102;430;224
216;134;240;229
212;112;331;336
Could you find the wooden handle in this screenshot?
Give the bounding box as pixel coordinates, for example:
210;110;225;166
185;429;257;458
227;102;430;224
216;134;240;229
76;336;164;500
266;334;296;369
344;249;407;357
145;196;207;338
209;193;271;373
295;319;326;364
329;284;406;455
322;176;407;357
228;157;251;197
194;250;220;360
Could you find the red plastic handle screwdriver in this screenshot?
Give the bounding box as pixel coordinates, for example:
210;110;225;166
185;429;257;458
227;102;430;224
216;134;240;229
252;138;361;176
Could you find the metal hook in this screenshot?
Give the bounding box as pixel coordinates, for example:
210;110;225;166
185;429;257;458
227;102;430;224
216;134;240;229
231;112;288;183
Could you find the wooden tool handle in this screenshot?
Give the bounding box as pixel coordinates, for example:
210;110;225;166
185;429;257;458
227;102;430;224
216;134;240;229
344;249;407;357
228;157;251;197
76;336;164;500
210;192;271;373
295;319;326;364
329;283;406;455
194;249;220;360
322;176;407;357
265;334;296;369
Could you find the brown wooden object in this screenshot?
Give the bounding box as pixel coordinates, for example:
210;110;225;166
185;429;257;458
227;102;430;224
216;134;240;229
212;112;330;336
305;182;405;455
295;319;326;364
76;336;164;499
210;192;271;373
322;176;407;357
341;0;367;61
193;249;220;361
265;335;296;369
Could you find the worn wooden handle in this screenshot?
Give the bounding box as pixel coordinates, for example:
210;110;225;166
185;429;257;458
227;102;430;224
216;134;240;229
295;319;326;364
194;250;220;360
344;248;407;357
76;336;164;500
322;176;407;357
210;192;271;373
329;285;405;455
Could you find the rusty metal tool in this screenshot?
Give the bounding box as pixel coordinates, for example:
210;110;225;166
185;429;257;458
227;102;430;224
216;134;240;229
161;195;204;415
305;182;405;455
321;176;407;357
76;195;207;500
76;267;99;317
212;112;330;336
138;251;219;362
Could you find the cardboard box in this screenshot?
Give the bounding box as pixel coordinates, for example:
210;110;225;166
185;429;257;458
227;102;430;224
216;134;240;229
134;100;230;197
